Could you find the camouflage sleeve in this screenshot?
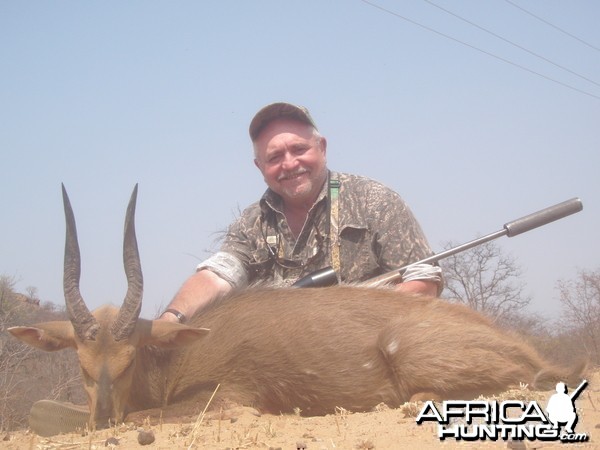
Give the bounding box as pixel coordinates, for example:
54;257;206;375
196;251;248;289
402;263;444;293
201;202;264;287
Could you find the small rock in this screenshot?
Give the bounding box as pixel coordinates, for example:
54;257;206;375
137;429;155;445
104;436;119;446
296;441;307;450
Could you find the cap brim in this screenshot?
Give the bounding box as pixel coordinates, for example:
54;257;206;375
249;102;317;141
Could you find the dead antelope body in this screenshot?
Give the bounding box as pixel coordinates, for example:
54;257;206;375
9;186;584;434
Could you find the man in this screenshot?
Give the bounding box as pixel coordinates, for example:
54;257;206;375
161;102;442;323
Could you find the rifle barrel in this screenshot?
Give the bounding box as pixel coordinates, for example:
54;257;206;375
569;379;588;400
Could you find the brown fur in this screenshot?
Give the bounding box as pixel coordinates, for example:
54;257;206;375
10;285;584;426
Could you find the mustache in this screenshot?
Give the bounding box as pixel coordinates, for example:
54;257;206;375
277;168;309;182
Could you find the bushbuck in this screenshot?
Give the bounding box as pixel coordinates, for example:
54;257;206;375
9;186;584;436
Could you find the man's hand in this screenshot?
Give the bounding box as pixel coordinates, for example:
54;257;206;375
395;279;439;297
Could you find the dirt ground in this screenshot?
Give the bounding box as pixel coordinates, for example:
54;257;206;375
2;372;600;450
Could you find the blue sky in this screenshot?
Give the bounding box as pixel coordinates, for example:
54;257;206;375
1;1;598;319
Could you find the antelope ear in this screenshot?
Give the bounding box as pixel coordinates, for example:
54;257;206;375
138;319;210;348
8;322;76;351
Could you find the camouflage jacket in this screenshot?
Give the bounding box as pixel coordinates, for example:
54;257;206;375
198;171;442;291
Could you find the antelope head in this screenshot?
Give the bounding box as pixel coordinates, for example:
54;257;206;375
9;185;208;427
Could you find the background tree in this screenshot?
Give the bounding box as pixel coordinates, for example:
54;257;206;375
0;275;84;432
25;286;40;305
440;240;531;325
557;268;600;364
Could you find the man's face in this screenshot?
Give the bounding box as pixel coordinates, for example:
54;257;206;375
253;119;328;208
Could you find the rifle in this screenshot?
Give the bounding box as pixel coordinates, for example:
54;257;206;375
569;379;588;401
292;197;583;288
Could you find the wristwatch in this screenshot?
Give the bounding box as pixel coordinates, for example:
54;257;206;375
163;308;186;324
